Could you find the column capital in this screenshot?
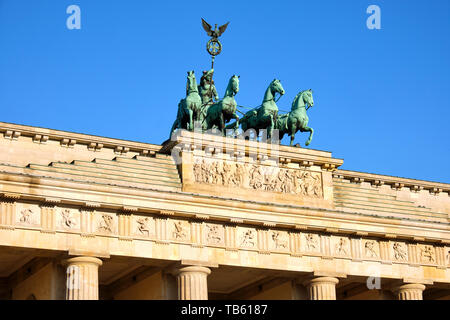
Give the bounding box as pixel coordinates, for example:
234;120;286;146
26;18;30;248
172;266;211;276
392;283;426;300
62;256;103;267
303;276;339;300
303;276;339;287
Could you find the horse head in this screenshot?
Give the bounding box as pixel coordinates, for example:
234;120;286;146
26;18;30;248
186;70;198;94
292;89;314;111
304;89;314;108
225;75;240;97
270;79;285;97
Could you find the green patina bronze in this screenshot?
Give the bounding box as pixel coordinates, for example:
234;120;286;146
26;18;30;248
198;69;219;106
276;89;315;146
203;75;240;134
169;20;316;147
170;71;316;147
170;71;202;134
238;79;285;139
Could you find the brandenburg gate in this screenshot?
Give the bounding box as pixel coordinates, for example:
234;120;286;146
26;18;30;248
0;122;448;300
0;19;449;301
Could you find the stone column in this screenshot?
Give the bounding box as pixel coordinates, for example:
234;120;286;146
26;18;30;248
392;283;426;300
173;266;211;300
304;277;339;300
62;256;103;300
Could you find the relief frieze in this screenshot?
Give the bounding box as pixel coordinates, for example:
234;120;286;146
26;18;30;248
333;236;351;257
15;204;40;226
303;233;320;253
59;209;78;229
205;223;224;245
238;227;257;248
4;201;448;270
391;242;408;262
419;245;436;263
171;220;190;242
97;214;114;234
270;231;289;250
135;217;154;237
193;158;323;197
19;209;33;225
363;240;379;259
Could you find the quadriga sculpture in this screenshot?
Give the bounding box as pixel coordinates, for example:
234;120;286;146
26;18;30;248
170;71;202;135
239;79;285;139
276;89;315;146
203;75;240;134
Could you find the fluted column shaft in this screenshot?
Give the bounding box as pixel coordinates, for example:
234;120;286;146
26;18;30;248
305;277;339;300
62;256;103;300
393;284;425;300
174;266;211;300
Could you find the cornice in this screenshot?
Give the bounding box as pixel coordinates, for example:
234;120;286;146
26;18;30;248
162;129;344;170
0;121;160;157
0;168;448;244
335;169;450;195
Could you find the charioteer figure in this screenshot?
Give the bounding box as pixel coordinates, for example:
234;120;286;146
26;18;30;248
198;69;219;106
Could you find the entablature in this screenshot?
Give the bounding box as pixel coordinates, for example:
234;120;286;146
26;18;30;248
335;169;450;196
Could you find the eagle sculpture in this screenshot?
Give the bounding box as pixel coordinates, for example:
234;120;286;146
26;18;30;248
201;18;229;39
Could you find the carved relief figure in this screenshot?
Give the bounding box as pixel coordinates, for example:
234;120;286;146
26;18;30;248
19;209;33;224
305;234;318;251
222;162;233;186
249;165;264;190
136;217;150;236
272;231;287;249
193;158;323;197
364;241;378;258
206;224;222;244
393;242;407;261
61;209;76;228
301;171;322;197
193;162;203;183
98;214;113;233
234;164;245;186
241;230;255;247
421;245;435;263
173;221;188;240
335;237;348;255
282;169;293;193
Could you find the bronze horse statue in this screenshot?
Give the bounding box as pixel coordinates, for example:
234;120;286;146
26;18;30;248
170;71;202;135
203;75;240;134
238;79;285;139
276;89;315;146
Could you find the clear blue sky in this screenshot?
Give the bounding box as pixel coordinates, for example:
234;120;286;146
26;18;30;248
0;0;449;183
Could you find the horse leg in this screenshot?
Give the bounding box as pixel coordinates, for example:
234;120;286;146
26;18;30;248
304;126;314;146
187;108;193;131
290;124;296;147
267;115;274;141
220;112;225;136
231;113;240;135
233;113;239;129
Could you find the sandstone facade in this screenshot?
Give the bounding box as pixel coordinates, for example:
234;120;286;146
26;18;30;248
0;122;448;300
